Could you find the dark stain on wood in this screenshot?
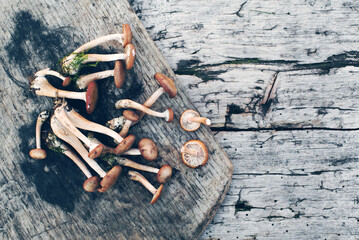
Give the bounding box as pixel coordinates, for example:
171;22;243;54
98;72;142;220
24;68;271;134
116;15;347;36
235;191;254;214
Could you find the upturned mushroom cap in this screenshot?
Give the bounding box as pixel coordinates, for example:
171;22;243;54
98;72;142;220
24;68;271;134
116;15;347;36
83;176;101;192
88;144;104;159
165;108;174;123
150;184;163;204
114;60;126;88
114;134;136;155
154;73;177;98
138;138;158;161
124;43;136;70
29;149;47;160
157;165;172;183
62;76;72;87
181;140;209;168
85;81;98;114
123;110;139;122
180;109;201;132
98;165;122;192
122;24;132;47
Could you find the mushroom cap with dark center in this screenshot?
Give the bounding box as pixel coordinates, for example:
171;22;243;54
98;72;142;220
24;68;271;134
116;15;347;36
166;108;174;123
85;81;98;114
181;140;209;168
98;165;122;192
123;110;139;122
88;144;104;159
150;184;164;204
157;165;172;183
114;134;136;155
180;109;201;132
114;60;126;88
62;76;72;87
122;24;132;47
29;149;47;160
83;176;100;192
124;43;136;70
138;138;158;161
154;73;177;98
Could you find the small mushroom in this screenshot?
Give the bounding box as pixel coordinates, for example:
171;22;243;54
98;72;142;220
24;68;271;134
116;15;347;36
180;140;209;168
76;61;126;89
119;110;140;138
30;75;98;114
115;99;174;122
128;170;164;204
62;43;135;75
34;68;72;87
180;109;211;132
46;132;100;192
29;110;50;159
54;104;104;158
50;115;121;192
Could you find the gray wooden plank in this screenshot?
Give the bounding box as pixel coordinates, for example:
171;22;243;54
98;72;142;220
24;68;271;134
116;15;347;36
0;0;232;239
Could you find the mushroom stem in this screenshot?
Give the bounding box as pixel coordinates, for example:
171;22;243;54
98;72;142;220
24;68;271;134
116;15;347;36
35;68;71;86
82;53;126;63
188;116;211;125
122;148;141;155
76;70;114;89
29;110;50;160
115;99;173;122
111;157;159;174
128;171;156;194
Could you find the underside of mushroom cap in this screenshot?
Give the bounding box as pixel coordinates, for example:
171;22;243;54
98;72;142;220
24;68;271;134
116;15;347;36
98;165;122;192
181;140;209;168
29;149;47;160
180;109;201;132
114;134;136;155
138;138;158;161
85;81;98;114
83;176;101;192
150;184;163;204
154;73;177;98
114;60;126;88
122;24;132;47
124;44;136;70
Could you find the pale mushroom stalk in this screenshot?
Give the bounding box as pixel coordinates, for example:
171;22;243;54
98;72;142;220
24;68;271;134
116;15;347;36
119;110;139;138
115;99;174;122
54;105;104;158
188;116;211;125
29;110;50;159
35;68;71;86
128;170;164;204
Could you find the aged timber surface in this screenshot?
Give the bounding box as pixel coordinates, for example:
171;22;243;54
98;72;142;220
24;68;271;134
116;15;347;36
127;0;359;239
0;1;232;240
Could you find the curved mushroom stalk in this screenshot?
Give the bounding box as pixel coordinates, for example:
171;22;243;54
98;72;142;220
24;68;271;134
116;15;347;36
35;68;72;87
76;61;125;90
180;109;211;132
106;116;125;130
61;44;135;75
30;75;98;114
50;115;121;192
119;110;139;138
54;104;104;158
128;170;164;204
64;106;135;154
115;99;174;122
46;132;100;192
29;110;50;160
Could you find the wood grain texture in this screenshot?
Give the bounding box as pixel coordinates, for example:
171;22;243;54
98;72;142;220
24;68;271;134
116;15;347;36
0;0;232;239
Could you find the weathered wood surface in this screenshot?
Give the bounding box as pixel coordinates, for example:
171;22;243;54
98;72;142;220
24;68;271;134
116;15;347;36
0;1;233;239
125;0;359;239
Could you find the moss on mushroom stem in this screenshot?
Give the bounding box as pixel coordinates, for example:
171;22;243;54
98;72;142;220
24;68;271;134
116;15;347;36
60;52;89;76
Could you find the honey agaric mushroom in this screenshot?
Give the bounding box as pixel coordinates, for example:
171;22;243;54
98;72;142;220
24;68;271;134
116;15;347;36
115;99;174;122
128;170;164;204
30;75;98;114
54;104;104;158
46;133;100;192
61;43;136;75
50;115;121;192
119;110;139;137
180;109;211;132
34;68;72;87
180;140;209;168
76;61;126;90
29;110;50;160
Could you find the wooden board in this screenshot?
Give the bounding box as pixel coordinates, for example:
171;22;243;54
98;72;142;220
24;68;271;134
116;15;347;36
0;1;233;239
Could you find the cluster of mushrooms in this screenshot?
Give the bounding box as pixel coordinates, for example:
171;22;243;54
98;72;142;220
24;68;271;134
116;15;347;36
28;24;211;204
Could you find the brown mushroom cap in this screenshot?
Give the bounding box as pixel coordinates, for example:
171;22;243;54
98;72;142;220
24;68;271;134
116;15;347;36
29;148;47;160
154;73;177;98
150;184;163;204
98;165;122;192
157;165;172;183
83;176;101;192
122;24;132;47
85;81;98;114
62;76;72;87
138;138;158;161
114;134;136;155
181;140;209;168
88;144;104;159
180;109;201;132
166;108;174;123
123;110;139;122
114;60;126;88
124;43;135;70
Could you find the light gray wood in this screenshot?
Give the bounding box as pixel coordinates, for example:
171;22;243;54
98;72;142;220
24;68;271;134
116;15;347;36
0;1;232;239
